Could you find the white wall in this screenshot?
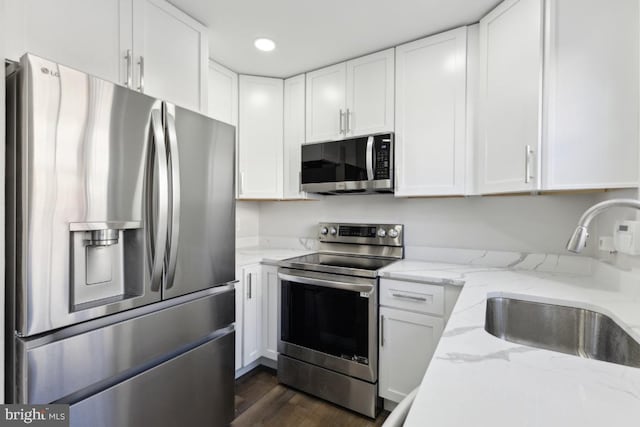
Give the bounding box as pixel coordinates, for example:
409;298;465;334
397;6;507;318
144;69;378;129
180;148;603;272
236;201;260;247
257;193;600;256
592;188;640;267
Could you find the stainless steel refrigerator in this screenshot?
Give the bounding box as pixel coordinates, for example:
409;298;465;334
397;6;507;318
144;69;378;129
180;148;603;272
5;54;236;426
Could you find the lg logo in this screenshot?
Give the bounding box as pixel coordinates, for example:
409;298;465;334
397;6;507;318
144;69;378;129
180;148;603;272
40;67;60;78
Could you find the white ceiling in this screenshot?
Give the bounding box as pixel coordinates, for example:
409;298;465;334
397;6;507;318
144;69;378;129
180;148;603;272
169;0;502;78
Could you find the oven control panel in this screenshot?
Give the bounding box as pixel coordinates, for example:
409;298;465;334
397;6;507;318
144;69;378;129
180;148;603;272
318;223;403;246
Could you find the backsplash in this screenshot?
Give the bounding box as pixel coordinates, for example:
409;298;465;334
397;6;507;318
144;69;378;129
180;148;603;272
256;193;599;255
239;190;640;268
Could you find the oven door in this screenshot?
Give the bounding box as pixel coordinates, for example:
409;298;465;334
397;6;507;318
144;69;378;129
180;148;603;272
278;268;378;383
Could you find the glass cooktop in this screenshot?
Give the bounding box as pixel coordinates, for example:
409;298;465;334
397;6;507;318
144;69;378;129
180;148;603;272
279;253;398;278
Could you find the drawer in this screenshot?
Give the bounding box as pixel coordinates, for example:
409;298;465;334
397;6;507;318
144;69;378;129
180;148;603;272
379;279;444;316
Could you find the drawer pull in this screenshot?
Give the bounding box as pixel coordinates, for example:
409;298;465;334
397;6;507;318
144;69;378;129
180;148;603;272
392;293;427;302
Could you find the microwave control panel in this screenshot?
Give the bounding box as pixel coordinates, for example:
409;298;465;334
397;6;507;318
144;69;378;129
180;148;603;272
374;136;392;180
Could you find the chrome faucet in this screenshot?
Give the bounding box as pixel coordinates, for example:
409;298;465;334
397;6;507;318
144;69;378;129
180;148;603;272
567;199;640;253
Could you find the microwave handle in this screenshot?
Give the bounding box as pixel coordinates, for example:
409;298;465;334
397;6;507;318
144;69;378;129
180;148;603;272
366;136;375;180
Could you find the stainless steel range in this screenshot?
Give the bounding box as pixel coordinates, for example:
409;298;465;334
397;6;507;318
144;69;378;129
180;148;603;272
277;223;404;418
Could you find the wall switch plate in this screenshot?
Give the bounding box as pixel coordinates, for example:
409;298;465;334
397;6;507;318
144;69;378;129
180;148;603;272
613;220;640;255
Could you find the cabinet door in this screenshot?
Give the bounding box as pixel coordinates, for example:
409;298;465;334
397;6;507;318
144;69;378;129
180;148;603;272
395;28;468;197
242;265;262;366
5;0;132;85
132;0;207;112
379;307;444;403
208;60;238;126
234;268;244;371
477;0;543;194
283;75;310;200
261;265;279;361
238;75;284;199
542;0;639;190
346;49;395;137
305;63;347;143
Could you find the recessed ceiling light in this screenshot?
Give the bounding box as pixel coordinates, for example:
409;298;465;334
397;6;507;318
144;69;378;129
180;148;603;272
254;38;276;52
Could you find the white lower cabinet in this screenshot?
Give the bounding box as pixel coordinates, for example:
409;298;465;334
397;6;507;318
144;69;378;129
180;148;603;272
379;307;444;402
241;264;262;366
261;265;279;361
234;267;244;371
378;278;458;404
235;263;280;374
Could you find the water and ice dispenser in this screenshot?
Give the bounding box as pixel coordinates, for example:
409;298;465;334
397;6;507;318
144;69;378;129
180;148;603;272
70;221;144;310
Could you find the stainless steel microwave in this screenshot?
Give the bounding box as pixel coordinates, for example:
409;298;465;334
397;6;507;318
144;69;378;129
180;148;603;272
300;133;394;194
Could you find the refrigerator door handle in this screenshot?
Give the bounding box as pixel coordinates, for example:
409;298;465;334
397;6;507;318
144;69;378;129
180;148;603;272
147;109;169;292
164;111;181;289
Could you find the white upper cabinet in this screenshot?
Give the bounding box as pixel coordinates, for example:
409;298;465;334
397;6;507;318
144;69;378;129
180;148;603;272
345;48;395;137
478;0;639;194
283;74;308;199
207;60;238;126
306;49;395;143
542;0;639;190
5;0;132;85
477;0;543;194
238;75;284;199
394;28;468;197
132;0;208;112
5;0;208;113
306;63;347;143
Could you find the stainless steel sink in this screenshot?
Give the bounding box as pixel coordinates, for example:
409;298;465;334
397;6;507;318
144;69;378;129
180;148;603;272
485;297;640;368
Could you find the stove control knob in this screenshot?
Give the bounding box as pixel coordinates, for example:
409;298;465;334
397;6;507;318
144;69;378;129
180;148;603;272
377;228;387;238
320;227;329;235
329;227;338;236
388;228;399;238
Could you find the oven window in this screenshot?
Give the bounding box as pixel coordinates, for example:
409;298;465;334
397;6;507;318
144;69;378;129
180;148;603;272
281;279;369;363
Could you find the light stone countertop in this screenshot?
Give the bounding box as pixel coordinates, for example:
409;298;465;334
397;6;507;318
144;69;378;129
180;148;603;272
236;246;314;267
234;245;640;425
379;258;640;426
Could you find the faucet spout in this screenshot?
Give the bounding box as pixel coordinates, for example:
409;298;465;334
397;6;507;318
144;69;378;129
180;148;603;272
566;199;640;253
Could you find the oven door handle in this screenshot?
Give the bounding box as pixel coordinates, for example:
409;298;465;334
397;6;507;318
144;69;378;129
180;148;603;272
278;272;374;294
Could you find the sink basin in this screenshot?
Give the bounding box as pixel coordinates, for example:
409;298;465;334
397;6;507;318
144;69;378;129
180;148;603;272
485;297;640;368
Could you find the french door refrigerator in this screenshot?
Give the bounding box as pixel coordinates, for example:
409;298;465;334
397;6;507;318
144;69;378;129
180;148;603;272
5;54;236;426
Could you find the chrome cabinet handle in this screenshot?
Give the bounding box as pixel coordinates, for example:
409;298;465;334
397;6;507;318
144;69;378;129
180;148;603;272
239;172;245;196
339;109;344;135
392;293;427;302
380;315;385;347
525;144;534;184
164;111;180;289
247;273;252;299
345;108;351;134
137;56;145;92
147;109;169;292
366;136;374;181
124;49;132;88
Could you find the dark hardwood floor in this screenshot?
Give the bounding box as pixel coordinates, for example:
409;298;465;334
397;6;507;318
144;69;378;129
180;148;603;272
232;366;390;427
